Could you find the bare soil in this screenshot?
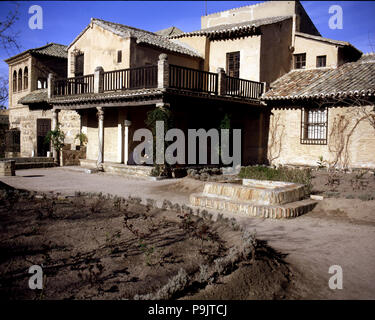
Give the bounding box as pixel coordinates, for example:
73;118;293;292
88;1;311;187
0;182;294;300
311;169;375;201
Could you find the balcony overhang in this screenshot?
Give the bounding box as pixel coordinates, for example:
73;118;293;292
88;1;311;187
49;87;264;110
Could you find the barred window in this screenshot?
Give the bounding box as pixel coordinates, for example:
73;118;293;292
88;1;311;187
226;51;240;78
294;53;306;69
301;107;328;144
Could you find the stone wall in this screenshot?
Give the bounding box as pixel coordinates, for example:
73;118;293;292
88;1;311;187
8;106;80;157
268;104;375;169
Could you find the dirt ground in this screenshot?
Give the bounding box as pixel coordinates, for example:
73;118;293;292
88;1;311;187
1;167;374;299
0;183;293;300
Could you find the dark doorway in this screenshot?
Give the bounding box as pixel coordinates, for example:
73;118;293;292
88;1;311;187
37;119;51;157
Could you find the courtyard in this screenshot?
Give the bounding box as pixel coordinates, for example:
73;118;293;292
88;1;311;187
1;167;374;299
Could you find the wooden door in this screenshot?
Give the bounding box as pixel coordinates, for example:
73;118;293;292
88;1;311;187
37;119;51;157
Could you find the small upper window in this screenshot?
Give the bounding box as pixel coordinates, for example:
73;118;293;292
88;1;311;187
117;50;122;63
13;70;17;92
18;69;23;91
24;67;28;89
294;53;306;69
316;55;327;68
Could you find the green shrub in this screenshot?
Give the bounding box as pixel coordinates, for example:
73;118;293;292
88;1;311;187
238;165;312;194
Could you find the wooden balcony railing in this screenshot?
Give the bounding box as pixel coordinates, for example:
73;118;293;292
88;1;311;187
224;76;264;99
169;64;218;94
103;65;157;92
51;63;264;101
53;74;94;96
225;76;264;99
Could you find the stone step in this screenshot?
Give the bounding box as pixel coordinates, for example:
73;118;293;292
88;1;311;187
79;159;153;177
189;193;317;219
202;179;305;205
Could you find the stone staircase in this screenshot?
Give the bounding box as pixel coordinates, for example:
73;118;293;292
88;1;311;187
190;179;317;219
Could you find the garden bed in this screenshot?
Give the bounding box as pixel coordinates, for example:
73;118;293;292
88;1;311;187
0;182;293;300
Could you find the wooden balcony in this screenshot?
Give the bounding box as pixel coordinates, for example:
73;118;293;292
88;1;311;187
51;64;264;101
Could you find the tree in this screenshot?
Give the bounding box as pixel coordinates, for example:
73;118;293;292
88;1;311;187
0;3;20;54
0;3;21;107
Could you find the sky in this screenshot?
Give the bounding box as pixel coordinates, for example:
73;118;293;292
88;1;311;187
0;1;374;100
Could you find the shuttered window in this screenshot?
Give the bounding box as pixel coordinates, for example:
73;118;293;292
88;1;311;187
75;53;84;77
226;51;240;78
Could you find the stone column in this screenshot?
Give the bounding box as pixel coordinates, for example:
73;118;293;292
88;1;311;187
157;54;169;89
51;108;59;163
124;119;132;165
97;107;104;170
94;66;104;93
217;67;226;95
47;73;55;99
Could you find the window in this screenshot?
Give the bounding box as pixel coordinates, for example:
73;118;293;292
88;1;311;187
301;107;328;144
37;78;47;89
294;53;306;69
226;51;240;78
24;67;28;89
316;55;326;68
117;50;122;63
18;69;22;91
13;71;17;92
74;53;84;77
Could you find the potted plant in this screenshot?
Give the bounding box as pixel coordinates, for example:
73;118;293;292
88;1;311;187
75;132;88;150
44;123;65;165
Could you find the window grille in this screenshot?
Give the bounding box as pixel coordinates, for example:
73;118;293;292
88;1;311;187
301;107;328;144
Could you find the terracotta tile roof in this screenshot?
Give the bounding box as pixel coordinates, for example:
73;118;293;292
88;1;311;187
169;16;292;39
155;26;183;37
263;53;375;100
81;18;202;58
18;89;48;104
49;88;164;104
5;43;67;63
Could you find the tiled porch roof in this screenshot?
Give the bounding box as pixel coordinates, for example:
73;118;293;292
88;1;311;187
263;53;375;101
18;89;48;104
49;88;164;105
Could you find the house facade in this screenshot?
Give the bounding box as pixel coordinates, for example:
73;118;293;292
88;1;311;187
4;43;81;158
4;0;375;170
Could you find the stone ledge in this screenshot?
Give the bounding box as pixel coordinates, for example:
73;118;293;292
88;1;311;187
189;193;317;219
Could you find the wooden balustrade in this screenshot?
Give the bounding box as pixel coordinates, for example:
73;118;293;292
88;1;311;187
103;65;157;92
225;76;264;99
169;64;218;94
53;74;94;96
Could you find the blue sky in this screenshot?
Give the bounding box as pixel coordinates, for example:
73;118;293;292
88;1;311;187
0;1;374;82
